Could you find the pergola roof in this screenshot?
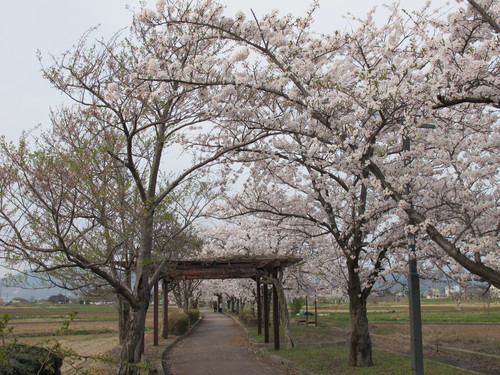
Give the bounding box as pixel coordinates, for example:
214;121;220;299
163;255;302;281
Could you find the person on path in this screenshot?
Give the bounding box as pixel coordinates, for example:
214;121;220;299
212;300;217;313
218;302;223;313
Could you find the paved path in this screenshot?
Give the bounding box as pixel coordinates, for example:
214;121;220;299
165;311;295;375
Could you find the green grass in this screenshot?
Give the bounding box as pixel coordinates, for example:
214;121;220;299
3;314;118;321
277;345;475;375
14;329;115;338
323;309;500;323
246;324;479;375
240;299;498;375
1;304;118;320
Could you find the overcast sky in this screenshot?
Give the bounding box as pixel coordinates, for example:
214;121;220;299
0;0;453;279
0;0;455;142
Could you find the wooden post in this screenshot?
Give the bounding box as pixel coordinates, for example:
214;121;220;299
305;295;309;323
314;295;318;327
162;280;169;339
154;280;159;346
263;283;269;344
272;268;280;350
257;278;262;335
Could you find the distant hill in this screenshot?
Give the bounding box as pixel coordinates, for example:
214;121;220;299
372;272;488;297
0;273;74;302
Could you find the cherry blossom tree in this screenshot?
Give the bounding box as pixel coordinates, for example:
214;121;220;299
151;0;499;287
0;2;277;373
140;0;498;366
208;128;406;365
0;1;497;373
0;115;220;369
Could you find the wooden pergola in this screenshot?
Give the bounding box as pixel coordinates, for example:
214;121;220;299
152;256;301;350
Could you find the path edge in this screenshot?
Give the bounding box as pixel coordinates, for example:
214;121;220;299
228;314;319;375
157;313;204;375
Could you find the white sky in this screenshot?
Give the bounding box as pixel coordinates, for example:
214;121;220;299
0;0;452;278
0;0;454;142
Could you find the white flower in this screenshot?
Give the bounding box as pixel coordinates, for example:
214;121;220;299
104;82;120;102
233;48;249;62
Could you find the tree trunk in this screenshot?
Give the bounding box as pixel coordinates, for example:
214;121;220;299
347;264;373;367
118;213;153;374
119;303;149;375
118;296;131;345
275;269;295;349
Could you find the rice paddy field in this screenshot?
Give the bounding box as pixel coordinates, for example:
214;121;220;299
0;303;172;374
1;298;499;374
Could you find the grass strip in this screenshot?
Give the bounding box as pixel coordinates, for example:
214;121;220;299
276;345;476;375
324;311;500;323
14;329;114;337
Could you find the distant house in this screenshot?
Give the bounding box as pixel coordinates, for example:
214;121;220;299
48;294;70;304
11;297;29;304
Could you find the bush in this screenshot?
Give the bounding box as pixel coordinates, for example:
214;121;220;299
187;309;200;325
290;297;305;315
0;344;62;375
168;309;189;336
238;312;257;326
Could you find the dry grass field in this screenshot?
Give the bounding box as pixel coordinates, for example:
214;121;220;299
0;303;174;374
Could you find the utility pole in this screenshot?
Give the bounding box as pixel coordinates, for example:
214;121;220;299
403;136;424;375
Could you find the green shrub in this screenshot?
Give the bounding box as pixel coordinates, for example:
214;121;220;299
168;310;189;336
187;309;200;325
290;297;305;315
0;345;62;375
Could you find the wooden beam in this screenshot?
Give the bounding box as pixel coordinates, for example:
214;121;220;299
168;268;261;280
162;256;302;281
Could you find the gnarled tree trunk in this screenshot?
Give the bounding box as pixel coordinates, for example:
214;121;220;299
275;268;295;349
347;262;373;367
119;303;149;375
118;296;131;345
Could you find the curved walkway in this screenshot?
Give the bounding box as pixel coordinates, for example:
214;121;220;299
164;310;295;375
